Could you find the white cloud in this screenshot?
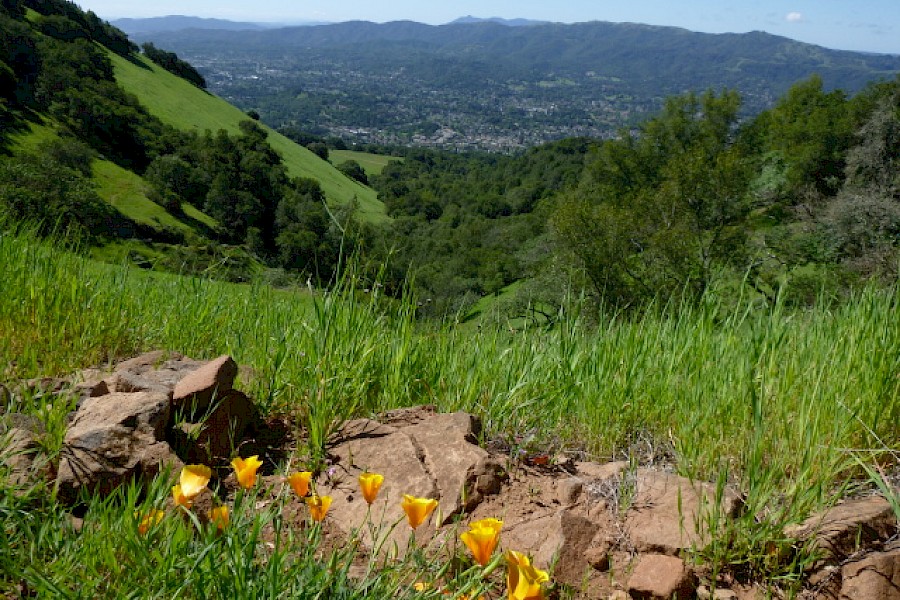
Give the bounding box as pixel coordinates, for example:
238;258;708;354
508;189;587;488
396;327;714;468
785;12;803;23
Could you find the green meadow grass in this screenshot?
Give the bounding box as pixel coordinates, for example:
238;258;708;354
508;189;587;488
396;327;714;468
1;227;897;594
331;150;402;177
110;53;389;224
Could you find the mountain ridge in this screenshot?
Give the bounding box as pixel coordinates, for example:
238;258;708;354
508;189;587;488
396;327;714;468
132;18;900;149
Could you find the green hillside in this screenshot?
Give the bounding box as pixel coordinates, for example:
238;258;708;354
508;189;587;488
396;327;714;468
330;149;401;177
110;53;388;224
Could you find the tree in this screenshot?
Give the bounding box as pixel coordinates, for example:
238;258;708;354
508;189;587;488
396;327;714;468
758;76;853;198
336;159;368;185
553;89;752;306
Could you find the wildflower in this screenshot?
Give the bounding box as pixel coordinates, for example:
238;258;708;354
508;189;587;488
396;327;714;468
288;471;313;498
358;471;384;505
306;495;332;522
172;484;193;509
180;464;212;498
209;505;229;531
231;455;263;489
461;518;503;566
505;550;549;600
413;581;432;592
401;494;438;529
135;509;164;535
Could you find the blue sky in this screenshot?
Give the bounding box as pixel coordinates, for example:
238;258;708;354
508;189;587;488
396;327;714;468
77;0;900;54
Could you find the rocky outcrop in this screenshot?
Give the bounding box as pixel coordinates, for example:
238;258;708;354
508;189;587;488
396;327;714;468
319;407;506;551
49;352;255;501
3;352;897;600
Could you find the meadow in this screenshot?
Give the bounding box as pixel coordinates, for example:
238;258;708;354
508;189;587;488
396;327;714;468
1;226;897;596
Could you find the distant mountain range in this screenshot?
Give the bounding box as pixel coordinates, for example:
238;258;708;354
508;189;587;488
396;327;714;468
112;15;545;34
450;16;547;27
111;15;328;34
129;17;900;149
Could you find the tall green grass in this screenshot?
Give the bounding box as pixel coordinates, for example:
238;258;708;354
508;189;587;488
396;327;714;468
3;226;897;480
1;227;898;591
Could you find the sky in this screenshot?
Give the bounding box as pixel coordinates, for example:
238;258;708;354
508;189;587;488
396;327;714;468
75;1;900;55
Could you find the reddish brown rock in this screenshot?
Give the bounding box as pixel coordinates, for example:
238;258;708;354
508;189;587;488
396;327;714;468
503;509;600;584
319;410;505;553
170;390;258;462
114;350;185;373
839;544;900;600
786;496;897;565
627;554;697;599
624;470;741;554
172;355;238;417
1;413;49;489
56;391;172;501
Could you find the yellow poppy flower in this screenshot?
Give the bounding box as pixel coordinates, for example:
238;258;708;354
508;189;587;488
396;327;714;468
288;471;313;497
401;494;438;529
306;495;332;522
135;509;164;535
172;484;193;509
413;581;431;592
209;505;229;531
358;472;384;505
231;455;263;489
505;550;549;600
179;464;212;498
461;518;503;566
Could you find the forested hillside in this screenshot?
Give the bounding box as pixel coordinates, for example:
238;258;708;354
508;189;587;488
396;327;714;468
366;78;900;318
0;0;384;283
1;0;898;321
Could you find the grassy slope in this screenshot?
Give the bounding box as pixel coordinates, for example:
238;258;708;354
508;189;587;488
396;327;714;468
110;53;388;224
330;149;401;177
2;229;898;594
9;120;217;240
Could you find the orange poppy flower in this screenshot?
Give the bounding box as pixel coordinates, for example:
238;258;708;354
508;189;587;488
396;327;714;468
505;550;549;600
209;505;229;531
288;471;313;497
358;472;384;505
135;509;164;535
231;455;263;489
401;494;438;529
461;518;503;566
180;464;212;498
306;495;332;522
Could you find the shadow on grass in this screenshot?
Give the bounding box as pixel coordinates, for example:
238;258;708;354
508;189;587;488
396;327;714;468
0;106;42;156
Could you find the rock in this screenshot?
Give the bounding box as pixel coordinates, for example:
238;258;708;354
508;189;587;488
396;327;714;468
786;496;897;565
109;370;171;395
75;378;109;399
320;410;504;553
624;470;741;554
696;585;739;599
113;350;184;373
170;390;258;462
172;355;238;418
401;412;501;519
558;477;584;505
839;543;900;600
626;554;697;599
503;508;600;585
56;391;173;501
584;545;611;571
1;413;49;489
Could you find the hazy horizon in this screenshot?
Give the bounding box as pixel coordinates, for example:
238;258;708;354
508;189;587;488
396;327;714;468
74;1;900;55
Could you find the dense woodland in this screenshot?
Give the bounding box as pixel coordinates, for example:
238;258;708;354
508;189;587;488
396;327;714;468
1;0;354;282
1;0;899;320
